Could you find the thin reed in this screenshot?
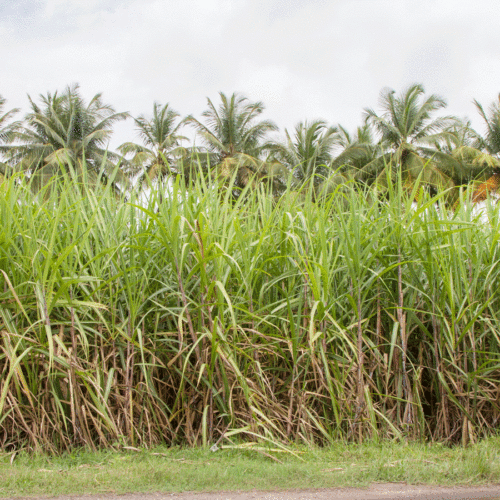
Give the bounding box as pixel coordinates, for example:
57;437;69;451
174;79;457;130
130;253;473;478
1;171;499;453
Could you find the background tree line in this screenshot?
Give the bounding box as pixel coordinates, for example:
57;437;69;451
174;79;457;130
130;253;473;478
1;83;500;200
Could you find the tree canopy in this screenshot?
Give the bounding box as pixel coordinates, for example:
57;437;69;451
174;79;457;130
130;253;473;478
5;84;128;190
2;82;500;200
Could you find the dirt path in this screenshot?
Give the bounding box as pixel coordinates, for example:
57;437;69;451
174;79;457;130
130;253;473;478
7;484;500;500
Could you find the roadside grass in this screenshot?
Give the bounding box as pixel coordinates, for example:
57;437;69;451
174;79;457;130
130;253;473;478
2;438;500;499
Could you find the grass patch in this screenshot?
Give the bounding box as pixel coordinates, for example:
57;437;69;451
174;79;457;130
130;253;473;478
2;438;500;498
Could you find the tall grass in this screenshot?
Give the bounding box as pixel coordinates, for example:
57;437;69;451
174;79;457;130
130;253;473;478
1;171;499;453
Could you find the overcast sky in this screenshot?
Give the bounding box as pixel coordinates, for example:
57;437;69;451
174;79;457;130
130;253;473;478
2;0;500;150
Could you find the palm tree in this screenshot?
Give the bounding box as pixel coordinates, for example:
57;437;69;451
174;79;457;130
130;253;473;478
427;119;498;185
361;83;458;192
269;120;348;197
0;95;21;181
464;95;500;200
185;92;281;191
270;120;339;181
118;102;187;188
7;84;128;190
473;94;500;155
331;123;379;175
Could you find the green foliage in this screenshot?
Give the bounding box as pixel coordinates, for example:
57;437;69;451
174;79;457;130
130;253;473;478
359;84;459;191
474;94;500;155
364;83;455;148
186;91;278;159
0;95;21;179
269;120;339;182
5;84;128;190
2;82;500;195
185;92;283;192
0;169;499;454
118;102;187;187
2;82;500;455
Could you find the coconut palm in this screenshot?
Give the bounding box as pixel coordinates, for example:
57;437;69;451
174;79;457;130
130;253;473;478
270;120;339;181
0;95;21;181
360;83;458;192
268;119;350;198
427;119;498;185
331;123;379;175
118;102;187;188
185;92;282;191
473;94;500;155
7;84;128;190
461;95;500;200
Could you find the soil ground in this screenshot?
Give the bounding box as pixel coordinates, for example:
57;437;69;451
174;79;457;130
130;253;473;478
5;484;500;500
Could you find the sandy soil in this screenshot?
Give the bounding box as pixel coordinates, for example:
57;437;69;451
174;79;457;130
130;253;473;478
6;484;500;500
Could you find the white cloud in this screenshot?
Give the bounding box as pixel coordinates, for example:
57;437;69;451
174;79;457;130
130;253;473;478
42;0;103;18
2;0;500;150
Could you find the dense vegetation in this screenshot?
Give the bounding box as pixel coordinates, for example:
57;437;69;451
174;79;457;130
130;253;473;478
1;83;500;453
1;83;500;196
